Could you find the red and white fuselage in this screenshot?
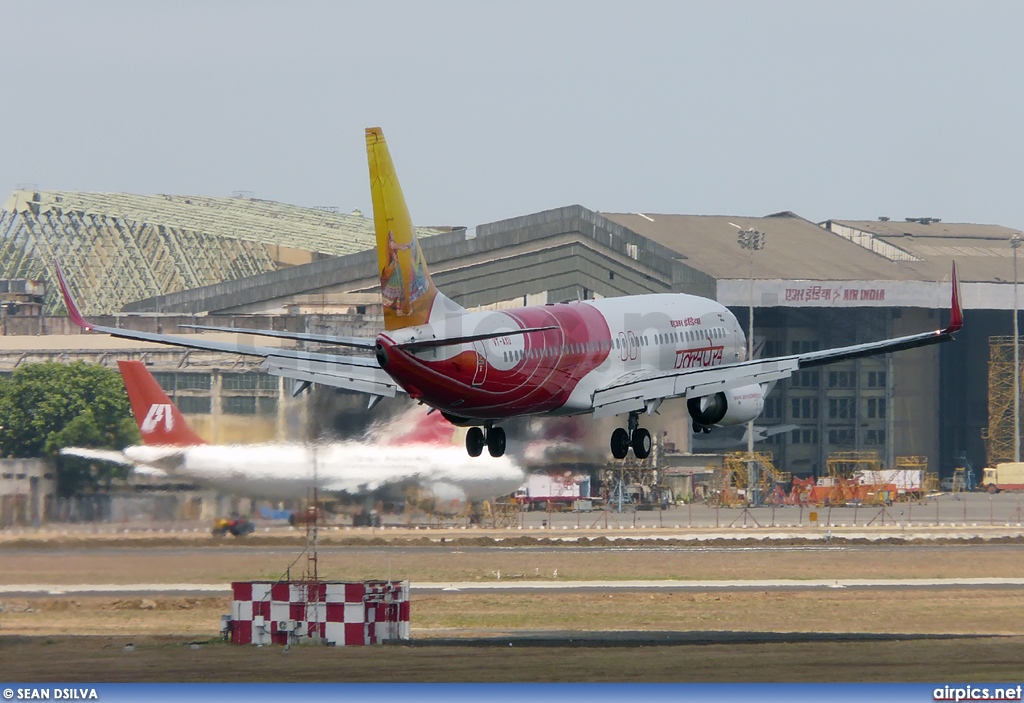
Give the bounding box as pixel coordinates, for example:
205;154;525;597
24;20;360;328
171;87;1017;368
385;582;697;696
376;293;756;421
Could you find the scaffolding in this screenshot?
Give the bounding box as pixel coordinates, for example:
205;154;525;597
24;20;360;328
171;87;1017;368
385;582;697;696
893;455;936;499
827;451;883;479
715;452;791;507
984;336;1021;465
482;498;522;529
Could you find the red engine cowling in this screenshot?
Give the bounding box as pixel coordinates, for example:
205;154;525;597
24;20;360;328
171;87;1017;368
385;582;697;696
687;384;765;427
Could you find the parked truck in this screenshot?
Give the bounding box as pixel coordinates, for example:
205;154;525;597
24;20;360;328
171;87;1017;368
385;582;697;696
981;462;1024;493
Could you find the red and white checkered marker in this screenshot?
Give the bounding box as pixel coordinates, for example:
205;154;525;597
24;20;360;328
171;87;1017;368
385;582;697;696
229;580;410;646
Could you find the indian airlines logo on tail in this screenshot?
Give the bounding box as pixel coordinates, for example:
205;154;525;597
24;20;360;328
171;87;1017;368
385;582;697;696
141;403;174;434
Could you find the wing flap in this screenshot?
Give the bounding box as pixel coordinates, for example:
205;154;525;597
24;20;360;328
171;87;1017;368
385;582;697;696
262;356;402;397
592;357;800;419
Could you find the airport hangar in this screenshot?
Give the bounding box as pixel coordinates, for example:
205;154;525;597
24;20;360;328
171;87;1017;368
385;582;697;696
1;189;1020;478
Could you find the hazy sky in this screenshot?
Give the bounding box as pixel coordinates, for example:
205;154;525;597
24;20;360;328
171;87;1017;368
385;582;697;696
2;1;1022;231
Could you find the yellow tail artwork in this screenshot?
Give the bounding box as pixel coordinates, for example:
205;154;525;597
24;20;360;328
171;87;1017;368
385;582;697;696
366;127;443;331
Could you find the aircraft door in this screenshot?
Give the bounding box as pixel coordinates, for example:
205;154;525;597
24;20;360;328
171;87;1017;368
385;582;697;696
471;341;488;387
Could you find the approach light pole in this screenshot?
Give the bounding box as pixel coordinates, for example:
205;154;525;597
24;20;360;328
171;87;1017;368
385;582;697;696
736;227;765;503
1013;234;1021;463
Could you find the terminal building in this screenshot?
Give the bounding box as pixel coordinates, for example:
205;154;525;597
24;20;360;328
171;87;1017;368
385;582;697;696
1;189;1021;478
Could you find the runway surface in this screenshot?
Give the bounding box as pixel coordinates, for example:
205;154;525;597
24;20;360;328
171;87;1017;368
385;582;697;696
4;577;1024;597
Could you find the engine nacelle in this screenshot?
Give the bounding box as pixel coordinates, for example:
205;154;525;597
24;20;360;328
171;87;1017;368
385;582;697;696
687;384;765;427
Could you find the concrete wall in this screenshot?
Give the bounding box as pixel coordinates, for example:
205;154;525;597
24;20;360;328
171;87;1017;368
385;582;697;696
0;458;56;527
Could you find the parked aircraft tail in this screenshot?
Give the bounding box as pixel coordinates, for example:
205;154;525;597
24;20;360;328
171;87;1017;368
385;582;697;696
117;361;206;447
366;127;465;331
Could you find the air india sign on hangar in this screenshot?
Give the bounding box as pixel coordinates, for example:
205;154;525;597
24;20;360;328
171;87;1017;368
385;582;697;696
717;279;1011;310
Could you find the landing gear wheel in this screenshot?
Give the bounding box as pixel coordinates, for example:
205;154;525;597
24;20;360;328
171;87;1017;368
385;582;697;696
610;428;630;460
487;426;506;458
632;427;652;459
466;426;485;457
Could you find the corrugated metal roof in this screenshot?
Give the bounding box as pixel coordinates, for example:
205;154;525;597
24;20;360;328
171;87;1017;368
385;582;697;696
601;211;932;281
601;212;1024;284
0;189;446;314
825;219;1024;283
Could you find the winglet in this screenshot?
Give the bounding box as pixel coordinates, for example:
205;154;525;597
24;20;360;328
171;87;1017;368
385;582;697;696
945;261;963;334
53;260;93;331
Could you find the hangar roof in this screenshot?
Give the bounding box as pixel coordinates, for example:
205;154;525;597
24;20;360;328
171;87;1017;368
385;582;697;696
600;211;931;281
0;189;446;315
602;211;1024;284
824;219;1024;284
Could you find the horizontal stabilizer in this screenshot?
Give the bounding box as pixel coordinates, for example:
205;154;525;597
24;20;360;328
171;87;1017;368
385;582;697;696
177;325;376;349
397;326;558;352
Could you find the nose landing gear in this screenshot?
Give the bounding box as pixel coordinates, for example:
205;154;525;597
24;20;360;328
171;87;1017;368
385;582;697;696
609;412;652;460
466;424;506;458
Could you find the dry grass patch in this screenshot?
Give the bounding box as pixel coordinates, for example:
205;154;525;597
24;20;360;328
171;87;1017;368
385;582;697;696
1;635;1022;682
5;544;1024;585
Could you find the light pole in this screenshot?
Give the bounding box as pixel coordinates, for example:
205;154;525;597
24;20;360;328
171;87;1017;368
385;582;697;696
737;228;766;446
1013;234;1021;463
736;227;765;503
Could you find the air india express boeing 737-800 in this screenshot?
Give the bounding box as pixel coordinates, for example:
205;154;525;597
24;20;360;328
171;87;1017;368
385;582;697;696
55;127;964;461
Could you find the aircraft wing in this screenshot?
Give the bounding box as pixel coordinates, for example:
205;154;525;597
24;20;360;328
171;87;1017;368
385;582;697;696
54;261;402;397
592;356;802;418
59;447;168;477
60;447;135;465
593;263;963;419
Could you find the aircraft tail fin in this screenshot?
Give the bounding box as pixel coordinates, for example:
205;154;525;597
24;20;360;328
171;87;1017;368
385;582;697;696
117;361;206;447
366;127;465;331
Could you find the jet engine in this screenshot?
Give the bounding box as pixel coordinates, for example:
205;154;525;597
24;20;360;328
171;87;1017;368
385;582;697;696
687;384;765;428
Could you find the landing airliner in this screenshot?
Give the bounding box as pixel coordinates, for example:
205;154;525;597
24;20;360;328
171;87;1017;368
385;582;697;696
61;361;525;508
55;128;964;461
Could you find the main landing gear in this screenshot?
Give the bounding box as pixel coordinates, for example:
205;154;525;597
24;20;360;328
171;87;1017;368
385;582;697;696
466;424;506;458
610;412;651;460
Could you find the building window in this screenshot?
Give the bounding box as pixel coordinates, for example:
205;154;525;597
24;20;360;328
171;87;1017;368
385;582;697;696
258;397;278;415
790;340;820;355
828;370;857;388
828;429;856;445
763;397;783;419
829;397;857;419
177;396;212;414
867;371;887;388
223;396;257;415
865;429;886;445
790;429;819;444
222;373;275;391
152;372;176;392
791;371;820;388
791;397;819;419
866;398;887;419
